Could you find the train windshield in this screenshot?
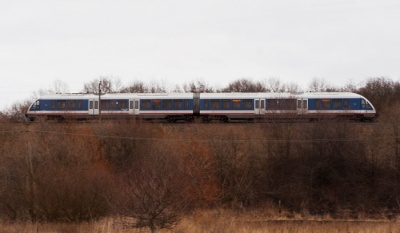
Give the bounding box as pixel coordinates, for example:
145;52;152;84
30;100;40;110
361;99;373;110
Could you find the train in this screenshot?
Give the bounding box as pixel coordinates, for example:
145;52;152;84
25;92;377;122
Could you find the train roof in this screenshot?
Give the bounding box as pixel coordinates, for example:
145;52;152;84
38;93;98;100
298;92;364;99
36;92;367;100
37;93;194;100
199;92;296;99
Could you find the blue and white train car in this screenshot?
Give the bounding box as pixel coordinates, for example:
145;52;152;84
199;93;257;122
198;92;297;122
197;92;376;122
25;93;196;122
26;93;137;121
26;93;96;121
296;92;376;120
135;93;195;122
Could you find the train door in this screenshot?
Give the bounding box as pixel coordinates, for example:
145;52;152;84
89;99;99;115
297;98;308;115
254;99;265;115
134;99;140;115
128;99;140;115
129;99;135;115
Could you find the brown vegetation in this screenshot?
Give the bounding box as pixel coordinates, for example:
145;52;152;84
1;209;399;233
1;77;400;232
1;119;400;230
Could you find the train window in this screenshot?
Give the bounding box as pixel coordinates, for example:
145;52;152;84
222;99;230;109
30;100;40;110
333;99;342;109
90;101;93;109
68;100;76;110
130;101;134;109
119;100;127;109
343;99;349;110
141;100;151;109
101;100;111;110
163;100;172;109
267;99;279;110
211;100;220;109
110;100;126;110
255;100;259;109
51;100;56;109
111;100;118;109
153;100;161;109
314;100;320;109
57;100;66;109
303;100;307;109
135;100;139;109
285;99;297;110
361;99;371;109
361;99;366;109
233;100;241;109
204;100;209;109
315;99;330;110
184;100;189;109
77;100;83;110
94;101;98;109
243;99;252;109
322;99;330;109
174;100;183;109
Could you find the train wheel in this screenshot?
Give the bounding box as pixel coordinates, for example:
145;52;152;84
220;116;229;123
185;116;194;122
167;117;176;123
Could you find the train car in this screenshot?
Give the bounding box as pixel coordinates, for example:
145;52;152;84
197;92;376;122
135;93;195;122
25;93;196;122
296;92;376;121
198;92;297;122
26;93;96;121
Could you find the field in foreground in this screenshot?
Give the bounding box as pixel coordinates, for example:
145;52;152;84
1;209;399;233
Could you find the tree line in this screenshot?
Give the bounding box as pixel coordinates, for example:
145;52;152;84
2;76;400;122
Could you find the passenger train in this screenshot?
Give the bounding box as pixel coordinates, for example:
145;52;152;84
25;92;377;122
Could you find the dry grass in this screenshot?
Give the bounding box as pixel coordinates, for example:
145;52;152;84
1;210;400;233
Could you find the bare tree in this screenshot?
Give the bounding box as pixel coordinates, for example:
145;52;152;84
52;80;70;93
264;77;286;92
183;79;214;93
30;80;70;100
148;80;167;93
172;84;183;93
5;100;32;122
357;77;400;113
83;76;122;94
114;152;189;233
222;78;266;92
308;77;330;92
285;82;302;94
341;80;359;92
121;80;149;93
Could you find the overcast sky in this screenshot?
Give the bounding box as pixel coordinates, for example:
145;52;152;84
1;0;400;110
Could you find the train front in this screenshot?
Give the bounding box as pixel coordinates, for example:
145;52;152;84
361;95;377;120
25;99;41;121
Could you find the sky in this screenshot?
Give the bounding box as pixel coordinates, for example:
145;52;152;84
1;0;400;111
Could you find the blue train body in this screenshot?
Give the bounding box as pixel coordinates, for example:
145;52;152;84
26;92;377;122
